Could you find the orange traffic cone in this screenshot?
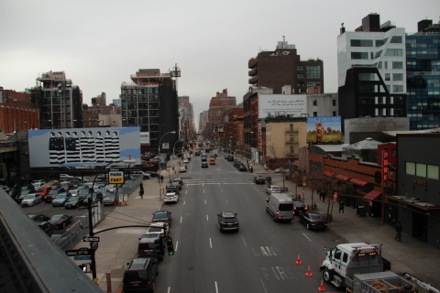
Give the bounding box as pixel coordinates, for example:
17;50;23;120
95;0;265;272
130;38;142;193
295;254;302;265
305;265;312;276
318;279;326;291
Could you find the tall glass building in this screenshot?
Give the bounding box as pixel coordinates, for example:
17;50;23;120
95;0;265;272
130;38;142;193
406;19;440;130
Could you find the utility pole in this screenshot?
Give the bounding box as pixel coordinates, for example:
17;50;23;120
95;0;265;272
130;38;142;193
87;198;98;284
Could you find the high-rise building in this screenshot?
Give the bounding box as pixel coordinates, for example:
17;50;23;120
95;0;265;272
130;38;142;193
248;37;324;94
31;71;83;129
406;19;440;130
337;14;407;122
120;69;179;154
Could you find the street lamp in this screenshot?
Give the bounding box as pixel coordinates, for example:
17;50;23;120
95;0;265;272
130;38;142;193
158;131;176;155
173;139;185;157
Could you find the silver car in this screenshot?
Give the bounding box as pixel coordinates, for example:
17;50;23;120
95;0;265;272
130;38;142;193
21;193;43;207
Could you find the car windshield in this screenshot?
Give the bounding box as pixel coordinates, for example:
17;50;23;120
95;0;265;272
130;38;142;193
51;215;64;221
154;213;168;220
148;227;162;233
56;194;67;199
310;214;324;221
279;203;293;211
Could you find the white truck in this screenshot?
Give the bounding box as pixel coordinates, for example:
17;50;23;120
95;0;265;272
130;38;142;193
320;242;414;293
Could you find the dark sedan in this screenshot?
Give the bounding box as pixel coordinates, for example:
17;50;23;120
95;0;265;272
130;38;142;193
49;214;74;230
254;175;266;184
64;195;86;209
299;212;327;231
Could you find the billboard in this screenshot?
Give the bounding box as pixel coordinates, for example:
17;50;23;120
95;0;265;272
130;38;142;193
306;116;342;143
28;127;141;168
258;94;307;119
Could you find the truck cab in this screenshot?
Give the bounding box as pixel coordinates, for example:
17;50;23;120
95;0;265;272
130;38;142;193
321;243;383;289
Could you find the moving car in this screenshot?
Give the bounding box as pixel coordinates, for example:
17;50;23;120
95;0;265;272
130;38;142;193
299;212;327;230
49;214;74;230
152;210;172;226
20;193;44;207
217;211;239;232
266;193;294;222
163;192;179;204
131;170;151;180
179;165;187;173
201;161;208;168
254;175;266;184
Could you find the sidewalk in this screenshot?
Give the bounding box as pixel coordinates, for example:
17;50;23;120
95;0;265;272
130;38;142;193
74;175;164;292
248;158;440;290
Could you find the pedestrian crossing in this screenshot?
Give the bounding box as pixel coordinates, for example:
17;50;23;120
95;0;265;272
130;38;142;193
184;178;254;186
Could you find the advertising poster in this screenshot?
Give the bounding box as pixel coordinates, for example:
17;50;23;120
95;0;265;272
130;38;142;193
258;94;307;118
28;127;141;168
306;116;342;143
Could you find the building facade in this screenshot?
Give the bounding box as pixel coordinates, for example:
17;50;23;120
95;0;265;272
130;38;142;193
31;71;83;129
120;69;179;154
337;14;407;126
248;37;324;94
406;19;440;130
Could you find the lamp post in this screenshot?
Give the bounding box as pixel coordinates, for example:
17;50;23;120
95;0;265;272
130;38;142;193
173;139;185;157
158;131;176;155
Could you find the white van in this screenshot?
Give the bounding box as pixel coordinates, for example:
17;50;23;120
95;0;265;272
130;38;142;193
266;193;294;222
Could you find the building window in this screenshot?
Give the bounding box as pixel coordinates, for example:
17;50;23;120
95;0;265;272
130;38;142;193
392;62;403;69
313;111;317;116
350;39;373;47
376;38;387;47
385;49;403;57
297;66;303;71
313;100;317;106
385;73;391;81
332;111;337;116
351;52;369;60
427;165;439;180
297;74;304;78
393;85;404;92
393;73;403;81
306;66;321;78
332;99;336;106
406;162;415;175
390;36;402;43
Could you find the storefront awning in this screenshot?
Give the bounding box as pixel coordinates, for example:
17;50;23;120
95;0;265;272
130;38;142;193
363;189;382;201
349;178;369;186
323;170;334;177
335;174;350;181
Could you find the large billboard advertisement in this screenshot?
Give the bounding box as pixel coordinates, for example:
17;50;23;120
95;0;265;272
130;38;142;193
28;127;141;168
258;94;307;119
306;116;342;143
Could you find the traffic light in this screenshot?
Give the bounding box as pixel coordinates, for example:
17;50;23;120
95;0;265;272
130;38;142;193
165;237;174;256
339;201;345;213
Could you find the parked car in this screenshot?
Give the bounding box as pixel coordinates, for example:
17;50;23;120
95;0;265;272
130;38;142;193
64;195;86;209
146;222;169;237
299;212;328;231
163;192;179;204
21;193;44;207
122;258;159;293
49;214;74;230
152;210;172;226
102;192;116;206
166;185;180;195
254;175;266;184
292;200;308;215
217;211;239;232
179;165;187;173
266;185;281;195
131;171;151;180
28;213;50;223
52;192;72;207
45;189;59;203
238;164;247;172
38;221;57;236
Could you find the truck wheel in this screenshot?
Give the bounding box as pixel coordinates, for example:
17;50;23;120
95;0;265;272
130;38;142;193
323;268;333;283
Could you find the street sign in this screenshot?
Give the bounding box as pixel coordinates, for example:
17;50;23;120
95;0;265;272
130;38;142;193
74;255;92;261
108;170;124;184
83;236;100;242
65;247;92;257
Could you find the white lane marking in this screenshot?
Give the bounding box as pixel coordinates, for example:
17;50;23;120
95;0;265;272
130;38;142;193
203;189;205;194
302;233;312;242
175;241;179;252
167;287;171;293
204;199;207;205
259;279;268;293
209;237;213;248
241;236;247;247
180;216;183;223
183;200;186;205
215;281;219;293
206;214;209;221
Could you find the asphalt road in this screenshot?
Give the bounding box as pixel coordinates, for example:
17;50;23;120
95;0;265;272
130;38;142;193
155;155;345;293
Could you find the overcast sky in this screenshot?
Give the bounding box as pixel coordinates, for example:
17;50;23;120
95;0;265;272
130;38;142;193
1;0;438;129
